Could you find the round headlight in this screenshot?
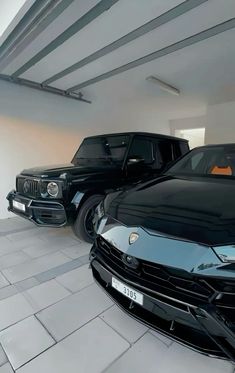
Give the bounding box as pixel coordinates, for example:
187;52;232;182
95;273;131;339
47;182;59;197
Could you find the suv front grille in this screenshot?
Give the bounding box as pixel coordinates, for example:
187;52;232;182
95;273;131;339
16;177;39;198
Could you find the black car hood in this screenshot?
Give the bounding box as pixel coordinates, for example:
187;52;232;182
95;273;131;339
107;175;235;246
21;163;117;178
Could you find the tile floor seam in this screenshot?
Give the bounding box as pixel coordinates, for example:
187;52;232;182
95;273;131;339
0;343;9;368
0;273;10;287
58;250;90;261
54;277;93;294
53;278;73;294
100;341;132;373
22;287;72;314
0;314;35;335
98;314;132;346
34;258;83;283
148;329;174;348
12;341;57;371
46;280;95;300
1;254;72;280
3;255;75;284
34;314;57;344
22;242;79;261
0;343;15;373
40;302;115;345
0;252;34;271
98;313;150;348
13;278;40;294
0;227;36;238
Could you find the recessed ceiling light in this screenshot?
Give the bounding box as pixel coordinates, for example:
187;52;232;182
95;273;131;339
146;75;180;96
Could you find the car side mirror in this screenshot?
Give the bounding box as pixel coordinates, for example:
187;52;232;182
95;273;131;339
127;156;145;166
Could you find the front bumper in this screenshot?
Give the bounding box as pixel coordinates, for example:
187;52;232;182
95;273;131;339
90;239;235;361
7;190;67;227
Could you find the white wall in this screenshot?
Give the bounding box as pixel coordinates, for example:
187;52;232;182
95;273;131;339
0;81;170;219
205;101;235;144
169;115;206;135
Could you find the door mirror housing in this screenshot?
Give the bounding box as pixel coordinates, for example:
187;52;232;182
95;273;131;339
127;156;145;166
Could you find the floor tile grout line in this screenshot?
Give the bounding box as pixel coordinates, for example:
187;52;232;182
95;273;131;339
0;282;93;335
0;342;12;369
32;281;95;316
101;329;161;373
0;251;34;271
2;255;78;285
148;329;174;348
54;276;94;295
0;343;15;373
34;314;57;343
0;264;93;306
0;226;39;238
22;288;72;315
13;339;56;371
98;313;133;346
14;303;127;371
100;336;139;373
0;314;35;338
45;301;115;345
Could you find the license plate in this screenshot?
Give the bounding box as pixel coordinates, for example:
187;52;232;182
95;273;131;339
112;277;143;305
13;200;26;212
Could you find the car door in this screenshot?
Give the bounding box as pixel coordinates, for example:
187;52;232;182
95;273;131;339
125;136;161;183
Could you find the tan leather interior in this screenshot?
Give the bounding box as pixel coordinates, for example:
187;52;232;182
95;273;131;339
210;165;233;175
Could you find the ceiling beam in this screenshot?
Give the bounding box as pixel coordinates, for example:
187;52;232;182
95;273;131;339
0;0;75;72
42;0;208;86
12;0;119;78
0;74;91;103
66;17;235;93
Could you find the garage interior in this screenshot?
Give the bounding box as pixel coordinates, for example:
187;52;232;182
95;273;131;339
0;0;235;372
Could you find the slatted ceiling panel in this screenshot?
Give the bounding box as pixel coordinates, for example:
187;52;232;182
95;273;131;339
11;0;184;82
45;0;235;91
1;0;100;75
72;27;235;113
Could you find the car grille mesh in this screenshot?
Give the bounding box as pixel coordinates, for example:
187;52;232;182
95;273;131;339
16;177;39;198
97;236;235;323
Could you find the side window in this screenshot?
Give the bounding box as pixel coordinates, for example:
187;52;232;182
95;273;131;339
182;151;205;172
105;136;129;160
191;152;204;170
179;141;190;155
158;141;174;164
128;137;154;164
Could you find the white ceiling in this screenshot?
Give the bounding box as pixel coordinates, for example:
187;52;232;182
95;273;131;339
0;0;235;119
0;0;27;37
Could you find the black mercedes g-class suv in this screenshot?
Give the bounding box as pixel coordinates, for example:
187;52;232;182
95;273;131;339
7;132;189;242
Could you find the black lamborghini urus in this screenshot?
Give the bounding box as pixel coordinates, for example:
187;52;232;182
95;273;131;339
90;144;235;362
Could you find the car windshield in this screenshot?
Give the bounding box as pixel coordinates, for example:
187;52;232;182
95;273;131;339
166;145;235;177
72;135;130;166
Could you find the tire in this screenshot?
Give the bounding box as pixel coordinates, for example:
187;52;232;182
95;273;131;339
72;194;103;243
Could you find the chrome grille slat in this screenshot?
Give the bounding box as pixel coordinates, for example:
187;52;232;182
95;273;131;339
16;177;39;198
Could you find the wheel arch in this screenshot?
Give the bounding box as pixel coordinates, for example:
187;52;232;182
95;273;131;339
72;189;106;214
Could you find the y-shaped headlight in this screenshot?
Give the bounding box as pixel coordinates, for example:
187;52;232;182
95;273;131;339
214;245;235;263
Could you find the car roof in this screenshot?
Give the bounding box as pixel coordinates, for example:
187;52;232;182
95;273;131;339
83;132;188;142
193;143;235;150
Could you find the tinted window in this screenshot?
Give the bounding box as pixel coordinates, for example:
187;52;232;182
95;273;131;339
158;141;174;164
128;137;154;164
179;141;190;155
73;135;129;165
167;145;235;177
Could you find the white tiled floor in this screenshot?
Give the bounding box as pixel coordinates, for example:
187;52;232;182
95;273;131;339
0;217;233;373
0;316;55;369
